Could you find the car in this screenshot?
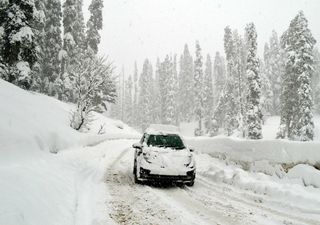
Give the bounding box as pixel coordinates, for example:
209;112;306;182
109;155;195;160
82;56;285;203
132;124;196;186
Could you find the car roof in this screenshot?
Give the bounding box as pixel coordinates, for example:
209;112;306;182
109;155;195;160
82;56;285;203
145;124;181;135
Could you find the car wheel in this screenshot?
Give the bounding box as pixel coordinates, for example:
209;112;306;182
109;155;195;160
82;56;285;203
185;180;194;187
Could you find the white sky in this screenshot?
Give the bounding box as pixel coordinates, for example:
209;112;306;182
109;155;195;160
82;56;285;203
84;0;320;76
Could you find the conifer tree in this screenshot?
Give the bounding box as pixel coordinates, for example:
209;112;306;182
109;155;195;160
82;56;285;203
213;26;238;136
86;0;103;54
60;0;86;101
245;22;263;139
0;0;40;89
213;51;226;106
233;30;247;135
203;54;214;132
152;58;162;123
160;55;176;124
124;75;133;125
179;44;194;122
132;62;139;125
173;54;179;125
263;31;283;115
278;11;316;141
194;41;204;135
138;59;153;130
312;48;320;114
42;0;63;96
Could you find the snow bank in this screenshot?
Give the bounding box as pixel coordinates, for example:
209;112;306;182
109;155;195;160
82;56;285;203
197;153;320;214
0;79;139;159
185;136;320;166
287;164;320;188
0;79;139;225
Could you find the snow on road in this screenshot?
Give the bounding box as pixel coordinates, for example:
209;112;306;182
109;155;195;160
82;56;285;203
102;140;320;225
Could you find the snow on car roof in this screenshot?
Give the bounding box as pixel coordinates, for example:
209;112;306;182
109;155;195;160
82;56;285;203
145;124;180;135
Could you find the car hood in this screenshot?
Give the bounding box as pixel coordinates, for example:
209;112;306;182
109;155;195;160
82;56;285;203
142;146;192;168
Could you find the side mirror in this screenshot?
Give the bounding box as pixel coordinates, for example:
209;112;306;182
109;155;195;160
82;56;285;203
132;142;142;149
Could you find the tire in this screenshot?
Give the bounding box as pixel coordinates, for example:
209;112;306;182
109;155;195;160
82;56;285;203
185;180;194;187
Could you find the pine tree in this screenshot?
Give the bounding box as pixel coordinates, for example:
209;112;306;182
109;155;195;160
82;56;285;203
245;22;263;139
179;44;194;122
233;30;247;135
132;62;139;126
124;75;133;125
32;0;45;92
194;40;204;135
279;11;316;141
160;55;176;124
213;26;238;136
138;59;153;130
152;58;161;123
203;54;214;132
60;0;86;101
263;31;283;115
0;0;40;89
42;0;63;96
173;54;179;125
213;51;226;106
86;0;103;54
312;48;320;114
260;56;273;116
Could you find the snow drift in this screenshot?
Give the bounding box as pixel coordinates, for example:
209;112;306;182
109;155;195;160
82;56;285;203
185;136;320;166
0;79;139;225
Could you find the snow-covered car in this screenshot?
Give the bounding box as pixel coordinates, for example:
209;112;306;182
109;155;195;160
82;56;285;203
132;124;196;186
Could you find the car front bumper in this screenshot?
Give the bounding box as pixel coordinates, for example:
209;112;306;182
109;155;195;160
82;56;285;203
139;167;196;182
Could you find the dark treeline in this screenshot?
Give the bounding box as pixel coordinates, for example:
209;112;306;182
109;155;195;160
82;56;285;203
114;11;320;141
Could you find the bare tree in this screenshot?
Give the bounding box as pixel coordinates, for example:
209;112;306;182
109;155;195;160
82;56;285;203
69;55;116;131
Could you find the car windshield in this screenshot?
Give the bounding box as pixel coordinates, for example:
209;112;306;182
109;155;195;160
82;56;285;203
147;134;185;149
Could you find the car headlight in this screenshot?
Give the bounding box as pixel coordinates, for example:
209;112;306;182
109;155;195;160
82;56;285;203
185;155;195;168
143;152;152;163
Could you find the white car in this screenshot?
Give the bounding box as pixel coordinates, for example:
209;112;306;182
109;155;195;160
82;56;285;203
132;124;196;186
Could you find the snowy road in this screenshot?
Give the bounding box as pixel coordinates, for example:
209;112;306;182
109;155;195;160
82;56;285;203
103;140;320;225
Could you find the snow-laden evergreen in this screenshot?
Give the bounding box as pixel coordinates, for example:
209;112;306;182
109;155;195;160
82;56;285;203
213;27;239;136
233;30;247;136
41;0;62;96
263;31;283;115
178;44;194;122
124;75;133;126
173;55;179;125
86;0;103;54
160;55;176;125
213;51;226;106
278;11;316;141
0;0;40;89
245;22;263;139
60;0;86;101
193;41;204;135
312;48;320;114
152;58;162;124
132;62;139;125
203;54;214;132
260;57;273;116
138;59;153;130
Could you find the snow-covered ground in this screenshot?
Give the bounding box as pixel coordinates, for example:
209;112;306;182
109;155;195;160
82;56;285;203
1;79;320;225
0;80;139;225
